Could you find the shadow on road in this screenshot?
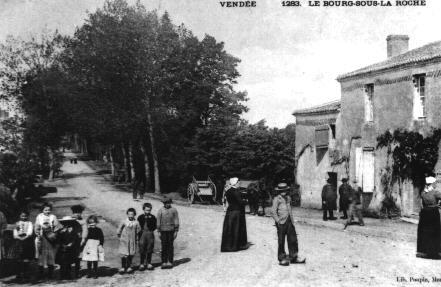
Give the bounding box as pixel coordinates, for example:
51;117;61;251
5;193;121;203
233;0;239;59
62;172;98;180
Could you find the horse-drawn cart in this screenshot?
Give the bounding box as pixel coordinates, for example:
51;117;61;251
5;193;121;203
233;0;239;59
187;176;217;204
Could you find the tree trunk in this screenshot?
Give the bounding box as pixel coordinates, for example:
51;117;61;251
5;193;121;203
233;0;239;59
121;144;130;182
147;112;161;194
140;143;151;193
128;142;136;183
48;148;55;181
109;146;116;178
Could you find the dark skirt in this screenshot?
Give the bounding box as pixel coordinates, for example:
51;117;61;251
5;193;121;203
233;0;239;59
221;210;247;252
6;237;35;260
56;246;77;265
417;207;441;258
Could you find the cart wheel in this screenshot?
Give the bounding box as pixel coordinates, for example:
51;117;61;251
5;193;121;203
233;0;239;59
209;182;217;204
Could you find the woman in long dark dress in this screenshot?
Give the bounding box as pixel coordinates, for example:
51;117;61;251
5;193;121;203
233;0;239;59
221;177;248;252
417;176;441;259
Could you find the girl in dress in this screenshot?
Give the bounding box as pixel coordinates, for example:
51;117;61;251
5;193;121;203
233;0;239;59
34;203;59;279
12;210;34;281
117;208;140;274
82;215;104;279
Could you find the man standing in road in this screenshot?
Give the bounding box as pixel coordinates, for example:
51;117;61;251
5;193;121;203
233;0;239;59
322;177;337;221
338;178;351;219
344;179;365;229
271;183;306;266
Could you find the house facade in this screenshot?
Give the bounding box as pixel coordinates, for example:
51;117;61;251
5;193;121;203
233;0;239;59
295;35;441;216
294;100;342;209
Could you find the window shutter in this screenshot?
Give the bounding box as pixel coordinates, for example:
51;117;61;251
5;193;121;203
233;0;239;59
315;125;329;148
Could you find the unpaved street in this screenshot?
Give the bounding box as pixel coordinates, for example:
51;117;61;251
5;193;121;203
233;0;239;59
11;156;441;287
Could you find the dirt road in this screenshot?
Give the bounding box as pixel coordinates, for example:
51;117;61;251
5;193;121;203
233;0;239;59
8;155;441;287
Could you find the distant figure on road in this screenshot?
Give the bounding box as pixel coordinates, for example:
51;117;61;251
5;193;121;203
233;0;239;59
322;178;337;221
271;183;306;266
247;182;259;215
416;176;441;259
221;177;248;252
0;210;6;262
344;179;364;229
157;197;179;269
338;178;351;219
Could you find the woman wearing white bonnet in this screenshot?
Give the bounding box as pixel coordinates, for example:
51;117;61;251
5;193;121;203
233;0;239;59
221;177;248;252
416;175;441;259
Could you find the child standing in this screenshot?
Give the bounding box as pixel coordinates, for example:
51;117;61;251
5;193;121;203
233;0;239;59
117;208;140;274
157;197;179;269
12;210;34;281
34;203;59;279
137;203;157;271
82;215;104;279
56;216;79;280
71;205;88;278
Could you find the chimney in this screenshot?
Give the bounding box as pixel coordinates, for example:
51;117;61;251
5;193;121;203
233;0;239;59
386;35;409;58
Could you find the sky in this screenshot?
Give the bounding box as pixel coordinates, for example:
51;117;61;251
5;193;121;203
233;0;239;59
0;0;439;127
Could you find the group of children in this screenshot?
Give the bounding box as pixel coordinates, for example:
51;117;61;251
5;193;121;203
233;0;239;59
7;196;179;282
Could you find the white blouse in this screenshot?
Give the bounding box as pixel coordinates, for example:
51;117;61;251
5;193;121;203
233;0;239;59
34;213;58;235
13;221;33;239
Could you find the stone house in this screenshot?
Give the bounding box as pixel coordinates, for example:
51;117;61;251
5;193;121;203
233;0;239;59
295;35;441;216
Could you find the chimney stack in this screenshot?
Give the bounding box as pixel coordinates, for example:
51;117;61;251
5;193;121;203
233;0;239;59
386;35;409;58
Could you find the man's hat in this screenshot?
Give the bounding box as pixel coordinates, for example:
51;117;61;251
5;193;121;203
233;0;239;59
274;183;290;192
426;176;436;185
162;196;172;204
59;215;76;222
341;177;348;182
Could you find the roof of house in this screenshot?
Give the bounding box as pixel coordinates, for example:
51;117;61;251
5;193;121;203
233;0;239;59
337;40;441;81
293;100;341;116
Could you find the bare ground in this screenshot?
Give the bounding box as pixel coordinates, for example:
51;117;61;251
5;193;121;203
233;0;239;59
1;154;439;287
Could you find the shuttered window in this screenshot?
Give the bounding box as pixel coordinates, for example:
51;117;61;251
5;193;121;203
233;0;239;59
315;125;329;148
362;149;375;193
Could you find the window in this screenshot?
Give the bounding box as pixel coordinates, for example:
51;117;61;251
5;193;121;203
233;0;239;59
355;147;375;193
315;125;329;164
413;74;426;119
330;124;336;139
364;84;374;122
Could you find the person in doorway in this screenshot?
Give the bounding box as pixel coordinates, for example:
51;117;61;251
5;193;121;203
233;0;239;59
221;177;248;252
271;183;306;266
117;208;140;274
157;197;179;269
416;176;441;259
34;203;59;280
71;204;88;278
344;179;365;229
137;202;157;271
321;178;337;221
338;178;352;219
